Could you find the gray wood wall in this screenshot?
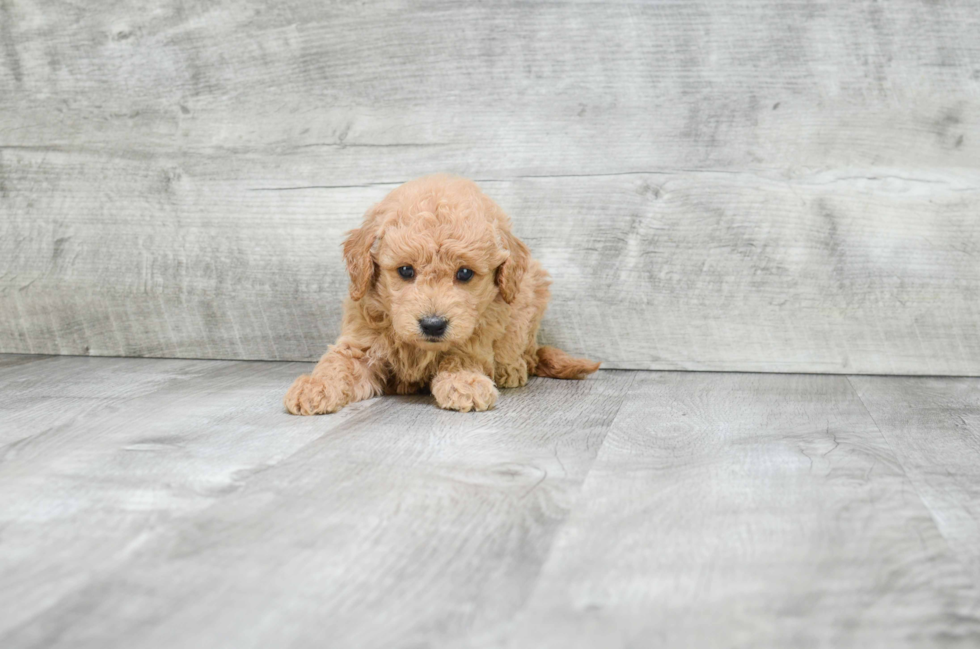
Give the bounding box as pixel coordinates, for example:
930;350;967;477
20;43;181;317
2;1;979;374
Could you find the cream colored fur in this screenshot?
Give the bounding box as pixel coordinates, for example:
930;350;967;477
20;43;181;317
285;174;599;414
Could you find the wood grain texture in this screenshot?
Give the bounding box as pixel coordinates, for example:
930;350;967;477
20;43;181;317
2;1;980;372
3;162;979;373
4;356;980;646
0;354;635;648
0;355;360;640
491;372;980;648
849;376;980;590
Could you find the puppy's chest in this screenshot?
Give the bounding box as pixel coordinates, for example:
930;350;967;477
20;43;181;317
386;345;442;385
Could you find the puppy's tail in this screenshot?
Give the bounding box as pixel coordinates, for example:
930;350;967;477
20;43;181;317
533;346;601;380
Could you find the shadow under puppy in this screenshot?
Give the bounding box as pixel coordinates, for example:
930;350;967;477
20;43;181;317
285;174;599;414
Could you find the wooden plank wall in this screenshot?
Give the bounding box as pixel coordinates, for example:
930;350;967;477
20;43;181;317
1;1;979;373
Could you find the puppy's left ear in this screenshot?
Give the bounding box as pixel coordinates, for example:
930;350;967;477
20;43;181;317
342;206;382;301
495;229;531;304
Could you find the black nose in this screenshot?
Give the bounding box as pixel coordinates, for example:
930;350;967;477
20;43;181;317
419;316;448;338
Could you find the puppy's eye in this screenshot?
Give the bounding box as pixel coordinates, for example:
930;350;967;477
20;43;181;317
456;267;474;282
397;266;415;280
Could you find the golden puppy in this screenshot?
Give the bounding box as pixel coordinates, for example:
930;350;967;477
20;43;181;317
284;174;599;414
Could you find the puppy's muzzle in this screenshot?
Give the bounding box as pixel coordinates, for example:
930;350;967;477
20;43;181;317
419;316;448;339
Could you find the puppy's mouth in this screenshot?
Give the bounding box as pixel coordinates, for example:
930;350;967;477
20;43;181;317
416;333;454;349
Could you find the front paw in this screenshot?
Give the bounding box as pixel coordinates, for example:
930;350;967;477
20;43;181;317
494;359;528;389
284;374;347;415
431;371;499;412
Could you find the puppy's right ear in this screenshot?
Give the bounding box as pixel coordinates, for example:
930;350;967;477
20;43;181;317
342;206;381;301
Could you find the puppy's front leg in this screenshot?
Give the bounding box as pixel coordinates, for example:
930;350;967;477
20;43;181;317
284;344;383;415
430;356;499;413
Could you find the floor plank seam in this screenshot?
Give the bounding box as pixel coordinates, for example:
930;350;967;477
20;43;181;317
583;370;639;465
483;370;640;645
845;375;980;595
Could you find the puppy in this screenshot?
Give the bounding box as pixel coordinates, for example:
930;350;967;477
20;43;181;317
284;174;599;414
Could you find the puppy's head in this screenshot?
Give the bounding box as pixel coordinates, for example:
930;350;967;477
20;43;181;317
343;175;529;349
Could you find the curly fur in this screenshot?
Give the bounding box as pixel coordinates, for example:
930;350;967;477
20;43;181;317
285;174;600;414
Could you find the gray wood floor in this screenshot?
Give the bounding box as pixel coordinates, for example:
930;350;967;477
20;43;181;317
1;354;978;648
